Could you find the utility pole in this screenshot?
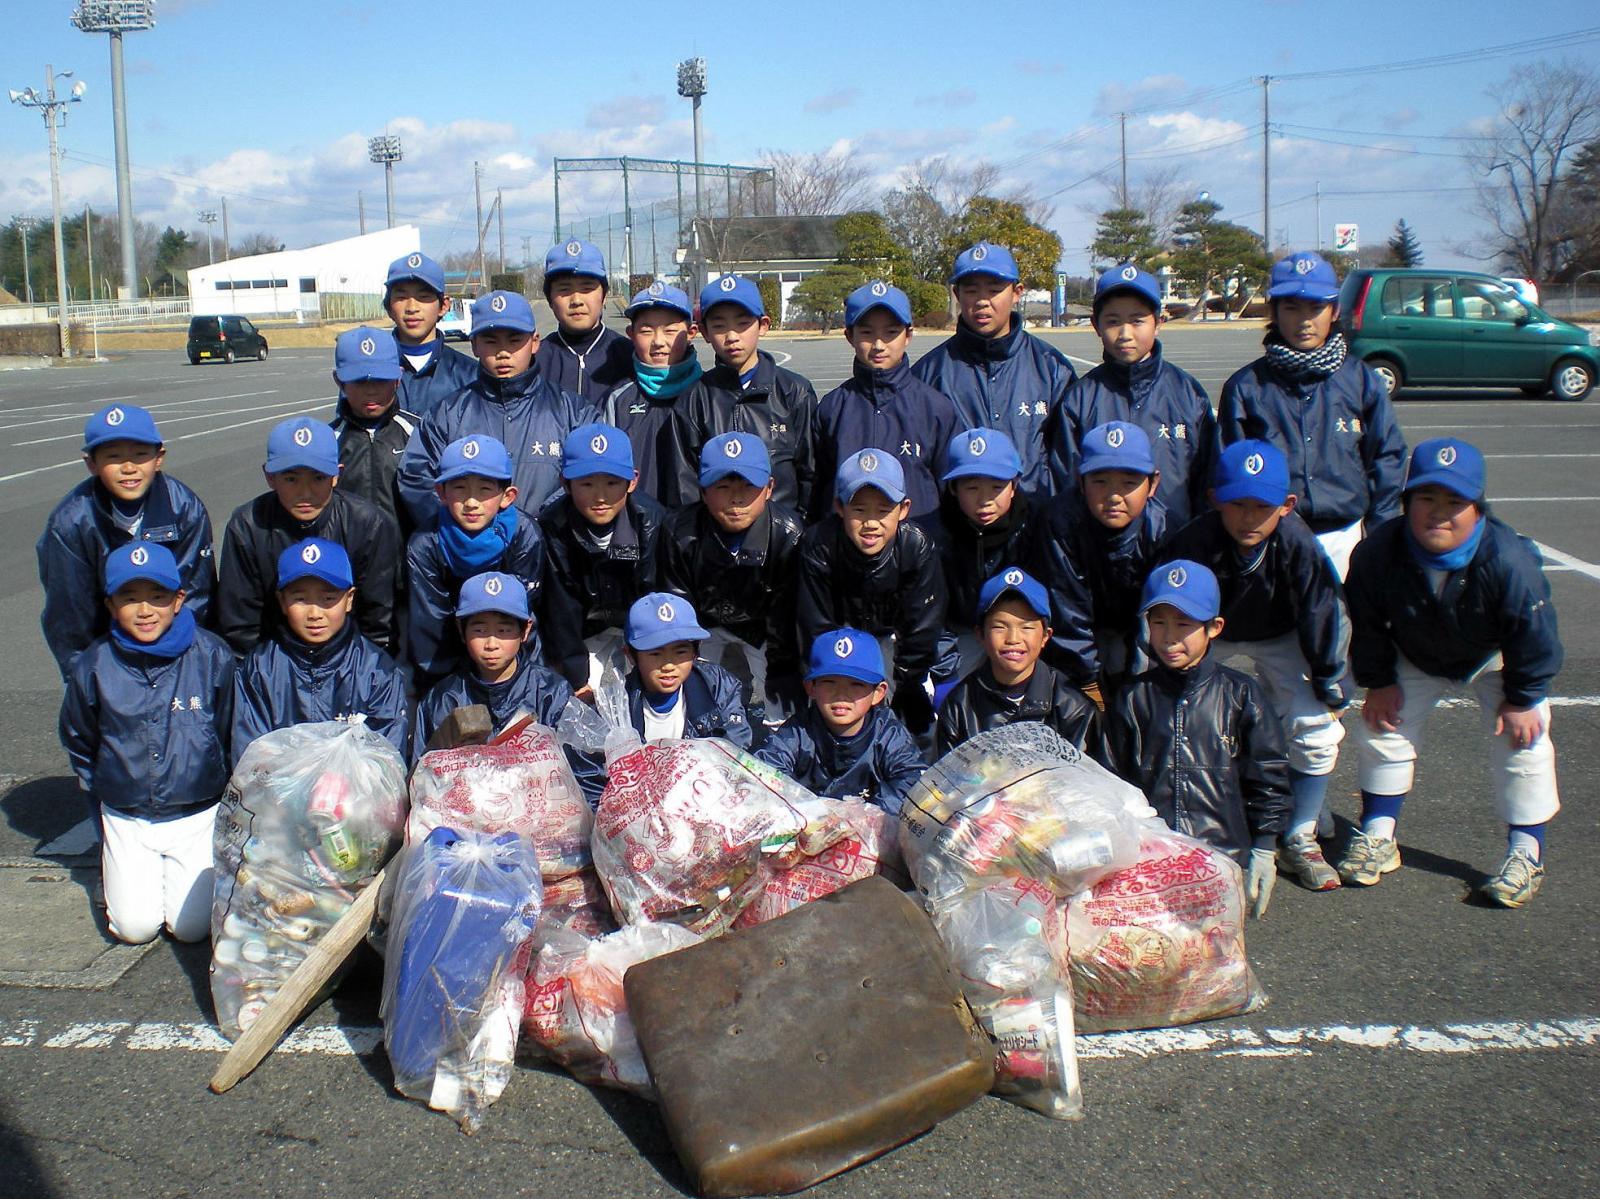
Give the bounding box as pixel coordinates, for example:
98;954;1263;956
84;201;94;300
473;162;487;290
10;65;84;352
497;187;506;275
358;191;366;236
1119;112;1129;208
1260;76;1272;255
220;196;230;260
16;217;34;302
1314;181;1322;252
622;157;633;290
198;209;217;264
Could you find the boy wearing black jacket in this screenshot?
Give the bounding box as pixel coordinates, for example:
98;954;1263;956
328;325;418;536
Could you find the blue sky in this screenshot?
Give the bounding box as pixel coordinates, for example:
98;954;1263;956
4;1;1599;275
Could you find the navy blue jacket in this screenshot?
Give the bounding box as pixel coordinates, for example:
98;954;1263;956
1346;514;1561;707
601;376;694;509
38;473;217;680
330;397;420;537
397;367;594;529
1052;343;1217;529
536;325;635;405
216;489;401;657
936;492;1042;630
796;515;947;687
1106;655;1290;864
405;517;545;684
410;655;606;805
538;493;668;689
934;661;1103;762
59;626;236;819
1218;352;1406;533
674;350;820;513
231;622;409;767
393;336;479;420
1029;492;1168;684
626;662;754;749
911;315;1076;500
811;359;960;521
755;706;927;816
1162;510;1351;706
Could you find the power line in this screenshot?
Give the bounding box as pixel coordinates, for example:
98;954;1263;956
1276;27;1600;81
1275;131;1474;160
1278;121;1501;143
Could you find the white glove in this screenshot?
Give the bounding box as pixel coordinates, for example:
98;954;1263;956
1245;848;1277;918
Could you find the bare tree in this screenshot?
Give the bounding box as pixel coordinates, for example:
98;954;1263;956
759;148;872;216
883;156;1057;280
1471;61;1600;282
1135;164;1188;249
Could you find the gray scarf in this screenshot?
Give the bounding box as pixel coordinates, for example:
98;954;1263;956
1264;330;1348;382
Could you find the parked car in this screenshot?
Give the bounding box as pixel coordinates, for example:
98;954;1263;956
186;315;269;365
1341;268;1599;400
438;297;473;341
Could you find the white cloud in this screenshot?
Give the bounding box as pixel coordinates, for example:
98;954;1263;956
1093;75;1191;118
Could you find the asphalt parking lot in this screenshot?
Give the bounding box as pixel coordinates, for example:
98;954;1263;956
0;325;1595;1197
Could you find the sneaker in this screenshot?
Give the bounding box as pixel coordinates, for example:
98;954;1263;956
1480;849;1545;908
1337;831;1401;886
1280;832;1342;891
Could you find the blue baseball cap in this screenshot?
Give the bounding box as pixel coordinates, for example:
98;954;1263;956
1266;251;1340;303
698;275;765;319
836;448;907;505
942;427;1022;483
976;566;1050;622
626;592;710;651
384;252;446;299
333;326;402;383
437;435;514;485
265;416;340;476
471;290;537;336
1079;421;1156;476
103;542;181;596
844;280;913;328
699;432;771;489
625;279;694;321
950;241;1020;285
1213;439;1289;506
1404;437;1486;502
83;403;162;452
276;538;353;591
544;238;608;285
1094;263;1162;311
561;422;634;480
456;571;531;622
1140;559;1221;622
805;628;886;686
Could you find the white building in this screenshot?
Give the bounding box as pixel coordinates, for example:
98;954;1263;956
186;225;422;318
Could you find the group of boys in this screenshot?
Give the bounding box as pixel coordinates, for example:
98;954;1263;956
40;236;1562;949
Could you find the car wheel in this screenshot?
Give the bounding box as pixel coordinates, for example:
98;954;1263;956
188;353;200;365
257;342;269;362
1367;357;1402;399
1551;359;1595;401
223;347;235;364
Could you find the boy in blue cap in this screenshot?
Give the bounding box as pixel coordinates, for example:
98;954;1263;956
59;542;235;943
1219;250;1407;580
397;289;593;527
1052;263;1216;528
756;629;928;816
216;416;401;656
1163;439;1352;891
911;241;1076;501
934;567;1100;759
39;403;216;681
675;275;820;513
383;252;478;419
1343;438;1561;907
411;571;605;803
328;325;419;535
1031;420;1168;703
622;593;752;748
661;432;805;720
538;422;668;698
1106;561;1290;917
811;280;957;523
535;239;634;403
405;435;544;688
600;280;702;507
796;449;948;737
231;538;409;766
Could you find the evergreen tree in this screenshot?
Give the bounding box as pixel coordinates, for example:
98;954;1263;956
1090;207;1159;270
1386;219;1424;267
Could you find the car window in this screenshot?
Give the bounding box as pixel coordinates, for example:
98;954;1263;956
1459;279;1528;323
240;319;257;334
190;318;218;335
1380;276;1455;318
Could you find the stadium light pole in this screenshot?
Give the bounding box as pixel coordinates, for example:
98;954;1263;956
10;66;85;354
197;209;217;264
368;135;403;228
72;1;154;300
676;58;707;293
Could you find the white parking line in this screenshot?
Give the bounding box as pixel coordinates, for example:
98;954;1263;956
1533;543;1600;582
1406;423;1600;431
1484;453;1600;460
0;390;283;433
15;396;308;446
1492;496;1600;503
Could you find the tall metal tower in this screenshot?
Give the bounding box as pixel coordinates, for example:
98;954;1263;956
368;136;403;228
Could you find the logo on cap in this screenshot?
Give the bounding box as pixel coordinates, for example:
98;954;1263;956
484;576;502;596
657;602;675;623
1120;265;1138;281
106;407;125;426
833;635;854;659
969;436;987;456
130;546;149;566
406;253;423;269
1244;453;1265;475
1294;257;1314;275
590;434;608;455
359;336;376;357
1106;428;1125;449
1437;445;1457;466
490;294;507;313
719;276;737;292
859;452;879;473
1003;568;1024;586
1168;566;1188;588
565;241;581;257
293;425;313;447
724;439;742;459
302;544;322;565
462;439;480;460
972;245;989;262
871;281;887;296
648;280;665;296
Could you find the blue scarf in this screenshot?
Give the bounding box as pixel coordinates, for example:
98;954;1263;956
634;356;702;399
111;606;196;661
438;507;518;577
1405;516;1486;572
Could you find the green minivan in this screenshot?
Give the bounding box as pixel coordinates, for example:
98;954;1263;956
1340;268;1599;400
